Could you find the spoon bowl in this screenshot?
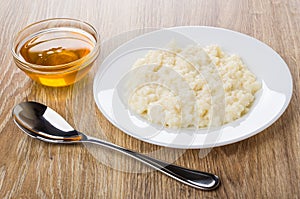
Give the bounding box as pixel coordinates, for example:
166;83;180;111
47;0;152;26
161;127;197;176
13;101;83;142
13;101;220;190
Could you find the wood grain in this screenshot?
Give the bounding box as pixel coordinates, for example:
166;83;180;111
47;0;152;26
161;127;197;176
0;0;299;198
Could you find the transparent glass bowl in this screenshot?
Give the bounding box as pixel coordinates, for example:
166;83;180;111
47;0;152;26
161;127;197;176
11;18;100;87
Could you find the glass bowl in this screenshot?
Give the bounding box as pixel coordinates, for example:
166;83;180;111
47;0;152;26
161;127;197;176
11;18;100;87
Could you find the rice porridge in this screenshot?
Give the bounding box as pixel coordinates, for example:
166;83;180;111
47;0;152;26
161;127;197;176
127;44;261;128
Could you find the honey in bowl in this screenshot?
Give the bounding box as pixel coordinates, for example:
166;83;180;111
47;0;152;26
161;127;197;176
12;19;99;87
20;30;94;66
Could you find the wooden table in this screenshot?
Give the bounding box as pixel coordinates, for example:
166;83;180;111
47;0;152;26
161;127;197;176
0;0;299;198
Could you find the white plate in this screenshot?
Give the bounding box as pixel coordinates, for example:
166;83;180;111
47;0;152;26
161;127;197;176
93;26;293;149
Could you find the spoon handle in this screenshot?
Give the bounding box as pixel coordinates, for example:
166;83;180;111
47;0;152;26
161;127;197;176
84;136;220;190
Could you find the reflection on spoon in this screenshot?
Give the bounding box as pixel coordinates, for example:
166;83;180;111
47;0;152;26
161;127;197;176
12;101;220;190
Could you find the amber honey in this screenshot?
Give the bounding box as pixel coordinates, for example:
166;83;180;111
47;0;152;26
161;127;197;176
19;29;94;66
13;19;99;87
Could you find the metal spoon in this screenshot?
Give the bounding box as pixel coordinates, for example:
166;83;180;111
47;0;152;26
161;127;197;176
12;101;220;190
